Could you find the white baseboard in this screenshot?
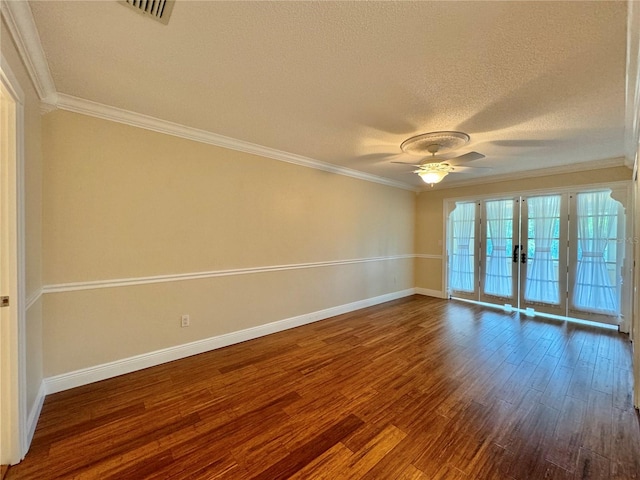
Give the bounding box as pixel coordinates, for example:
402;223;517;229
26;381;45;449
44;288;416;394
415;287;446;299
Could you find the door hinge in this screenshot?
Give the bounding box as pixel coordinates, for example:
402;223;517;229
1;296;9;307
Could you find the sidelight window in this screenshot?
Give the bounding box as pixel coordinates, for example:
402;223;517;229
449;202;476;293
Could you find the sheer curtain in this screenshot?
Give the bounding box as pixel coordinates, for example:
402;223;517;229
572;191;618;315
484;199;513;297
449;202;475;292
525;195;560;304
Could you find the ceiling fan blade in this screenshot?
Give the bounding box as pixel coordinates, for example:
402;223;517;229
447;151;485;166
391;161;422;167
357;153;393;161
490;139;563;148
450;165;493;173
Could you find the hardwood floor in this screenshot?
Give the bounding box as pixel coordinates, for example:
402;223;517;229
7;296;640;479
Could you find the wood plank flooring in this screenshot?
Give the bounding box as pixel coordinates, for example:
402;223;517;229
7;296;640;479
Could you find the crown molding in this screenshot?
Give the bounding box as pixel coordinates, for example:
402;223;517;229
4;0;623;193
39;101;57;115
53;93;417;191
426;156;629;191
0;0;414;191
0;0;56;103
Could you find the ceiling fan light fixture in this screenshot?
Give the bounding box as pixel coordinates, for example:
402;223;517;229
419;170;448;185
392;131;482;186
416;162;453;186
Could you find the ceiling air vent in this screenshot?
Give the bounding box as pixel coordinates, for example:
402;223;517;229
121;0;175;25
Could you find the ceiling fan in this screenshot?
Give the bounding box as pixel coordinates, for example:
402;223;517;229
392;131;486;186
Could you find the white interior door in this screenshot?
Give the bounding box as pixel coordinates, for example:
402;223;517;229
0;75;17;466
519;194;568;316
0;65;24;466
479;197;519;307
0;80;7;470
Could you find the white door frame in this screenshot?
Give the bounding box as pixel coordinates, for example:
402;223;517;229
0;55;28;463
443;181;632;331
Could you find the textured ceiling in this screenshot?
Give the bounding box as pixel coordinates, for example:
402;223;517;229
29;0;628;188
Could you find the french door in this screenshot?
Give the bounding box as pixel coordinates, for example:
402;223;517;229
520;194;568;316
447;189;626;326
479;197;519;307
567;191;625;324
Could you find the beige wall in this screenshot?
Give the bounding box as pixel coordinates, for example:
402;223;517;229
1;17;44;434
41;110;415;376
415;166;633;293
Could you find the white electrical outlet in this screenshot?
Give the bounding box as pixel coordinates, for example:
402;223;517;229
181;314;190;327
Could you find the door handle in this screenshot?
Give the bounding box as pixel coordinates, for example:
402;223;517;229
513;245;520;263
521;252;527;264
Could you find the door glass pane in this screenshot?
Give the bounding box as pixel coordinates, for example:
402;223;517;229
525;195;561;304
573;191;619;315
484;199;513;297
449;202;476;292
